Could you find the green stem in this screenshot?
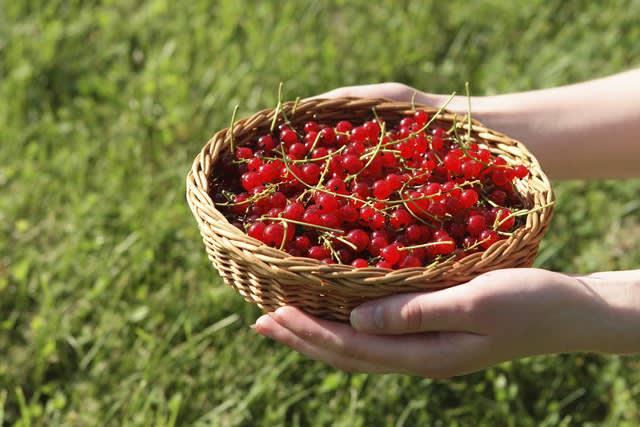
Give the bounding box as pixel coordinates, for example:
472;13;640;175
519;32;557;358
319;234;342;263
270;82;284;132
261;216;345;234
345;121;386;182
399;241;451;251
492;201;555;231
465;81;472;148
229;104;239;155
216;184;277;206
332;235;358;251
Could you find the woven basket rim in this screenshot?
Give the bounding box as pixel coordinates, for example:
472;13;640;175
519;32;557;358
187;97;553;272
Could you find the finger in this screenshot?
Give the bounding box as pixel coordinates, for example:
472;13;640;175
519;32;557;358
253;313;391;374
269;306;494;378
349;284;484;335
306;83;419;102
306;84;385;100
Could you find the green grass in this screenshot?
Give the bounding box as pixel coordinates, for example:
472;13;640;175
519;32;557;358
1;0;640;425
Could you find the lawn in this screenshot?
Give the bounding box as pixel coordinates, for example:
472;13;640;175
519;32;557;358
1;1;640;426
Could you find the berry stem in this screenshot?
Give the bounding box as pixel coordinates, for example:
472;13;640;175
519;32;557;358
345;121;387;182
416;92;457;135
331;235;358;251
217;184;277;206
264;145;347;164
260;216;345;234
319;234;342;264
306;126;323;154
291;96;301;116
465;81;472;148
399;241;451;251
280;145;385;213
279;221;289;251
229;104;239;155
492;201;555;231
401;199;441;226
270;82;284;133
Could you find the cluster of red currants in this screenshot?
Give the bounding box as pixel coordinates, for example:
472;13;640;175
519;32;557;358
211;109;530;269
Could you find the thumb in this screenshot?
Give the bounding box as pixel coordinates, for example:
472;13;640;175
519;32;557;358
349;286;480;335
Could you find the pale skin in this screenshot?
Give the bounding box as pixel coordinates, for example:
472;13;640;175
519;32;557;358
253;69;640;378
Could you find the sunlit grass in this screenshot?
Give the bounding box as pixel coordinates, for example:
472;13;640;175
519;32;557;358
1;1;639;425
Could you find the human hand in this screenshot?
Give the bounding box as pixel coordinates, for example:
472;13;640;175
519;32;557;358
313;82;424;102
313;70;640;180
312;82;458;111
253;268;621;378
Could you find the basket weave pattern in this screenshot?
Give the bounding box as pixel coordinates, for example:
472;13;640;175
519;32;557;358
186;98;554;321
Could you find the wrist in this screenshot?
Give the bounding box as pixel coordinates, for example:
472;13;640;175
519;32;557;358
419;93;533;139
578;271;640;355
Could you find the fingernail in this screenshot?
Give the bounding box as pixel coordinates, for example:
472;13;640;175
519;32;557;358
351;305;384;330
253;314;270;328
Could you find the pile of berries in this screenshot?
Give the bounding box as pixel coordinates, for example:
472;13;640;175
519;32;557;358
210;110;530;269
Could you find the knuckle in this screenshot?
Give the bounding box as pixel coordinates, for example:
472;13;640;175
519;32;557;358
398;299;425;331
460;291;482;316
461;283;489;315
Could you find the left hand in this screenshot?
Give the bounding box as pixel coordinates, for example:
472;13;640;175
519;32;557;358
309;82;447;108
253;268;612;378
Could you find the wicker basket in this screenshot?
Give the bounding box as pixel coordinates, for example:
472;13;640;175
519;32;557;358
186;97;554;321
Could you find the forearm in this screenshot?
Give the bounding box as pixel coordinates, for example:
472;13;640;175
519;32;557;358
579;269;640;354
422;69;640;180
